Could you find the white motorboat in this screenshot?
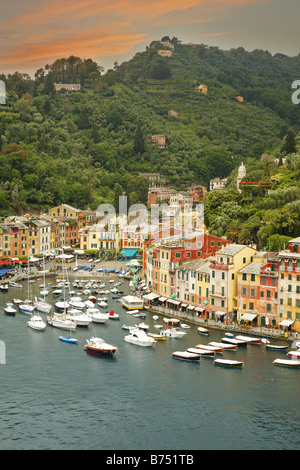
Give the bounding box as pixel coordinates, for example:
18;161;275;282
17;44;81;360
164;327;186;338
153;315;159;321
4;303;17;316
214;358;244;368
98;300;108;308
124;329;156;347
55;300;70;311
135;322;149;331
172;351;200;362
34;297;52;314
0;284;9;291
84;337;117;357
66;310;92;326
47;313;76;331
69;297;85;309
27;314;46;331
91;312;108;324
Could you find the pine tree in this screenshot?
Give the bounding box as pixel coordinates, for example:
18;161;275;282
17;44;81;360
133;123;144;154
285;129;296;154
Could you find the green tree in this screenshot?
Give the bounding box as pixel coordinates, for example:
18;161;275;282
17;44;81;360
284;129;296;154
133;123;144;154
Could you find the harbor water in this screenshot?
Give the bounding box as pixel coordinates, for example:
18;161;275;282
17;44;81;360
0;275;299;450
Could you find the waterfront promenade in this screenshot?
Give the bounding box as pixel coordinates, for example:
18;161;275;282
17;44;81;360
2;257;297;343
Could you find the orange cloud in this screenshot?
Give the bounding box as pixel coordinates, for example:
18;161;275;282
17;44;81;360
0;30;147;67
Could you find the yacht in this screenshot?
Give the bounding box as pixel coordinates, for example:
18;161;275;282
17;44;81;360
27;314;46;331
47;313;76;331
124;329;156;347
84;337;117;357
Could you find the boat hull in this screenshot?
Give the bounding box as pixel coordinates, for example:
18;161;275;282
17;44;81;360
172;351;200;362
273;359;300;368
59;336;78;344
85;346;116;356
214;359;243;368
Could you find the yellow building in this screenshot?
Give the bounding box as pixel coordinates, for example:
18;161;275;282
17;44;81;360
49;204;96;230
209;244;257;323
80;223;121;255
195;259;211;318
159;246;175;298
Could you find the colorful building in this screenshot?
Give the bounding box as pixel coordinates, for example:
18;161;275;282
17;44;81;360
278;237;300;332
209;244;257;323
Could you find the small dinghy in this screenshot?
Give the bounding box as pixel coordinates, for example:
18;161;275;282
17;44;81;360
266;344;288;351
59;336;78;344
214;358;243;368
273;358;300;368
172;351;200;362
197;326;209;336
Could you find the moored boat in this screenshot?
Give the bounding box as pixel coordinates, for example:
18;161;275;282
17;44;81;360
19;302;35;315
4;303;17;316
47;313;76;331
9;281;22;288
221;337;247;347
266;344;288;351
235;335;261;344
197;326;209;336
84;336;117;356
27;314;46;331
124;329;156;347
194;343;223;353
186;347;214;357
147;331;166;340
163;317;181;326
164;327;186;338
59;336;78;344
108;310;119;320
273;358;300;368
172;351;200;362
214;358;243;368
287;350;300;359
209;341;237;351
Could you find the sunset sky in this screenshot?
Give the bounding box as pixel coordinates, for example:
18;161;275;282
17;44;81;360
0;0;299;76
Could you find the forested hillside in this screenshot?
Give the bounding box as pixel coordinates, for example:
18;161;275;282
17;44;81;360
0;37;299;249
